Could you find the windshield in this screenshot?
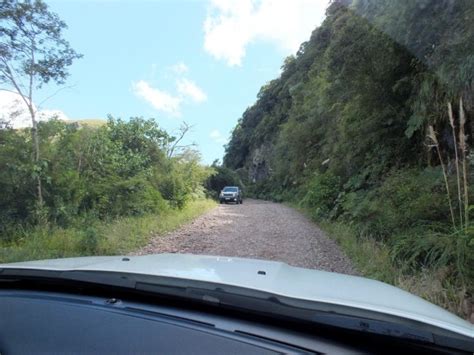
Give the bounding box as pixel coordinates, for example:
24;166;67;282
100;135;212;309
0;0;472;327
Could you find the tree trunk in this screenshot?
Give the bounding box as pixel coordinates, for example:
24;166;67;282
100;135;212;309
30;108;43;207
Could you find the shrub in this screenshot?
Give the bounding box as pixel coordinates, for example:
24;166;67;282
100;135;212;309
78;226;100;254
157;172;189;209
300;172;340;218
205;166;242;198
341;168;447;239
107;177;168;216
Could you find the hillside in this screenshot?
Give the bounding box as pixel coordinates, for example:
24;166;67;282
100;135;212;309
66;119;107;128
223;0;474;317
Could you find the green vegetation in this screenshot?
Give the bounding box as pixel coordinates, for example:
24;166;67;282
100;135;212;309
0;116;214;235
0;1;215;263
320;221;467;316
1;0;473;319
0;0;83;209
0;199;216;263
0;1;216;259
224;0;474;317
0;116;215;252
205;161;245;198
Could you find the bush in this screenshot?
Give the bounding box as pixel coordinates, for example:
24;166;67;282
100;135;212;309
341;168;447;238
205;166;242;198
86;176;169;218
0;118;213;241
244;179;275;200
157;172;189;209
78;226;99;254
300;172;340;218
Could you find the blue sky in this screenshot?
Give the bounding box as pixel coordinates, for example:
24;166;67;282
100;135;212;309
1;0;328;164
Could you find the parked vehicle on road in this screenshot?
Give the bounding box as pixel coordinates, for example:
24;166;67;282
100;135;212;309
219;186;243;204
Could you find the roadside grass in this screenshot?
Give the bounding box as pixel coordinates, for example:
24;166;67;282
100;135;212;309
320;221;467;317
319;222;397;283
97;199;216;255
0;199;216;264
287;202;468;318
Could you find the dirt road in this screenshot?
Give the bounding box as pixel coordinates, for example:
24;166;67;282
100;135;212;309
133;199;356;274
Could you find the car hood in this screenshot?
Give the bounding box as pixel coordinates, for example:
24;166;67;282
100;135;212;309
0;253;472;338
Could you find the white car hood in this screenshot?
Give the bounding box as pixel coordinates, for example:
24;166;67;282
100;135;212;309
0;253;473;338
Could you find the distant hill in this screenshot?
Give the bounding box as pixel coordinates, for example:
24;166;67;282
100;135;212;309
66;119;106;128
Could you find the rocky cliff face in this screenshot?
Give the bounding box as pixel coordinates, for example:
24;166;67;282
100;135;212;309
248;144;272;183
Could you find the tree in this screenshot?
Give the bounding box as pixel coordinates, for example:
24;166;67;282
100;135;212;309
0;0;81;209
167;121;195;158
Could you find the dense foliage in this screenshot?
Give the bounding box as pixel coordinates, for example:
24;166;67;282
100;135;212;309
204;160;244;198
0;117;213;240
224;0;474;307
0;0;216;260
1;0;83;208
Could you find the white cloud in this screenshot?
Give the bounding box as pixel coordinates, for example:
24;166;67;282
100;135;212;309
132;65;208;116
0;91;68;128
170;62;189;75
132;80;182;117
210;129;228;144
37;109;69;122
177;78;208;103
204;0;328;66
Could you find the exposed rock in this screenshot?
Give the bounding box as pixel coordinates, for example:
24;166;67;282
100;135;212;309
248;144;273;183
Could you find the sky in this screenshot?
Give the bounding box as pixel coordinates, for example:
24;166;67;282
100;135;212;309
0;0;328;164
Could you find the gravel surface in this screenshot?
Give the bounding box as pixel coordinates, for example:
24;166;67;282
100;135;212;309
133;199;356;274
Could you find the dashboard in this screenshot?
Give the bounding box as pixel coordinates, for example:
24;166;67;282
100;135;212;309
0;288;469;354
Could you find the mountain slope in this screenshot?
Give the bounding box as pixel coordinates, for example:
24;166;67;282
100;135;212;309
223;0;474;318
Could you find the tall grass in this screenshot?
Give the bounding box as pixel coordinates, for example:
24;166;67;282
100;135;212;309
320;222;397;283
430;99;470;232
448;102;463;228
320;221;469;317
97;199;216;255
0;199;216;264
427;125;456;228
459;98;469;227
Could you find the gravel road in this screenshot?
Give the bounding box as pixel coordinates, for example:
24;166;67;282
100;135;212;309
133;199;356;274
